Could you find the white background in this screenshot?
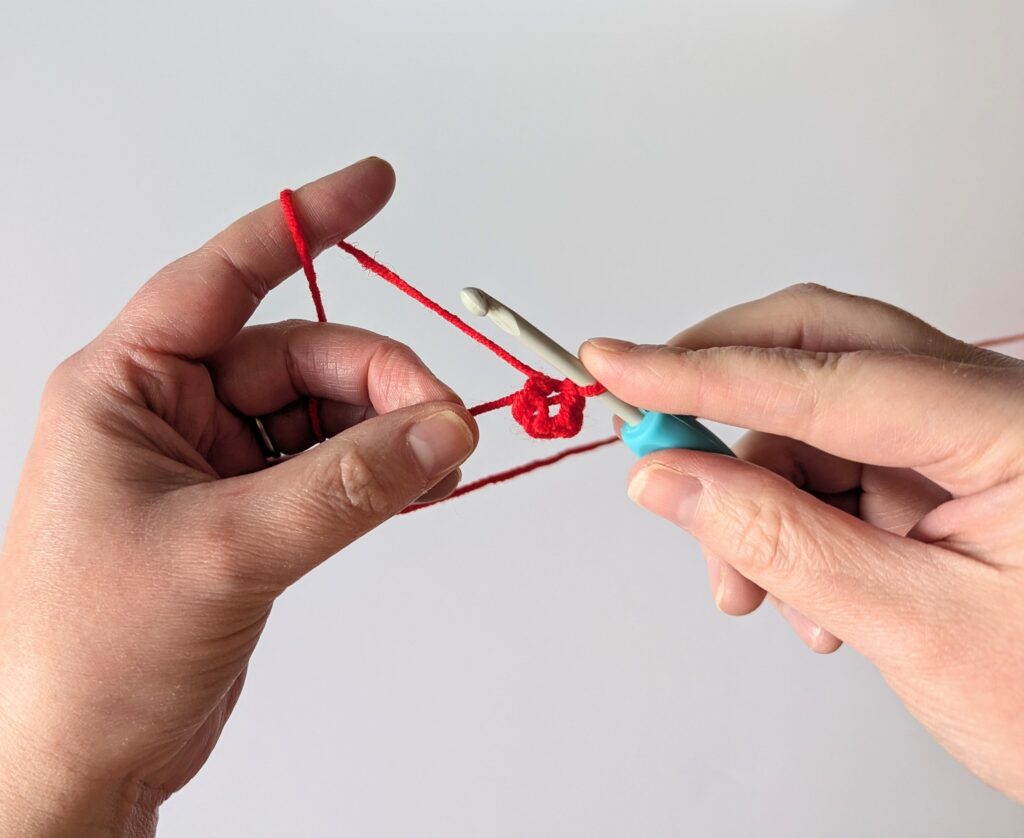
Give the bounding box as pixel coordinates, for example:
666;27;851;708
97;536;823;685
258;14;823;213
2;2;1023;835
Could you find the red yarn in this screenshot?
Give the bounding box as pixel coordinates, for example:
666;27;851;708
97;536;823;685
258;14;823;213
976;331;1024;349
278;188;614;505
404;434;619;513
307;400;324;444
281;189;328;442
280;189;326;324
338;241;540;379
468;391;517;417
512;374;602;439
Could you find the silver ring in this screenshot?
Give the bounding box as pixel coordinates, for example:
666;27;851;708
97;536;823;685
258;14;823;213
252;415;281;460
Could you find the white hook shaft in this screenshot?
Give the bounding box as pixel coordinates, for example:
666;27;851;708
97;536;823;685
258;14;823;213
460;287;644;426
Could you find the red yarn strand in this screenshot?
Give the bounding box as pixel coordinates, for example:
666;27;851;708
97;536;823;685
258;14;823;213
976;331;1024;349
279;189;327;324
281;188;328;441
337;241;540;378
468;392;517;416
307;399;325;443
401;435;620;513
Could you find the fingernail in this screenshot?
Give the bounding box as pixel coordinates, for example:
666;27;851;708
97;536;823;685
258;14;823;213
407;411;475;479
584;338;636;354
627;465;703;528
778;601;823;645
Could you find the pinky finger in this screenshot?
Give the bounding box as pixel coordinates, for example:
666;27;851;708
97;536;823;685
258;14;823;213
768;594;843;654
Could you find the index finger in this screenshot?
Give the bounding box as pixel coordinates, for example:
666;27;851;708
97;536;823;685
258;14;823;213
580;339;1024;496
108;157;396;358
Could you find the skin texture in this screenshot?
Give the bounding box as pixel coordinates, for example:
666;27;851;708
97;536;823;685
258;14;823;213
580;284;1024;803
0;159;479;836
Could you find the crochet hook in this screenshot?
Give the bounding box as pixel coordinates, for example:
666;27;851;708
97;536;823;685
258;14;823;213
460;287;733;457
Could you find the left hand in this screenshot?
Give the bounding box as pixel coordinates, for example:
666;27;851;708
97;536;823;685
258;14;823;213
0;159;478;837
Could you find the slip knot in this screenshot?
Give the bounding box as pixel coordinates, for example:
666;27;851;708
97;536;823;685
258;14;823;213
511;374;606;439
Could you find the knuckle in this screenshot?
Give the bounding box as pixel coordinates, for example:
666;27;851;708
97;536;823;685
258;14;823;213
735;500;792;576
197;240;272;302
788;349;848;435
44;354;80;396
725;487;825;594
781;281;840;300
772;284;849;348
43;349;111;407
372;339;444;403
799;348;847;379
375;337;423;374
271;317;316;333
323;441;396;522
631;343;700;405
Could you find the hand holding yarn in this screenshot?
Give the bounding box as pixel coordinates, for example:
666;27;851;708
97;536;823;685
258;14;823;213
0;159;479;836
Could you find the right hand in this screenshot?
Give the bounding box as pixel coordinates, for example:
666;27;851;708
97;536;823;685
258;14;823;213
580;284;1024;801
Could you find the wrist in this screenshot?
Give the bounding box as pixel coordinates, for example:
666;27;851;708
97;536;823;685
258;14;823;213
0;724;160;838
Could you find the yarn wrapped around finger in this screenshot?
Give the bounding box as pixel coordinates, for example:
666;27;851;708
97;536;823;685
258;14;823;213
278;188;616;510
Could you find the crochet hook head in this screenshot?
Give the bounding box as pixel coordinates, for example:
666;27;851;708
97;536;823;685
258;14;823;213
460;287;644;426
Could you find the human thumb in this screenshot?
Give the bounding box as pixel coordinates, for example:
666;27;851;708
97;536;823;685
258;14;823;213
186;403;477;589
625;448;970;659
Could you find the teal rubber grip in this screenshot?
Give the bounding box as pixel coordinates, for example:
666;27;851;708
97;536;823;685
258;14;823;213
620;411;734;458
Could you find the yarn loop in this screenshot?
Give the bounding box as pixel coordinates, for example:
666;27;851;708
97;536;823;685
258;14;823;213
513;374;601;439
